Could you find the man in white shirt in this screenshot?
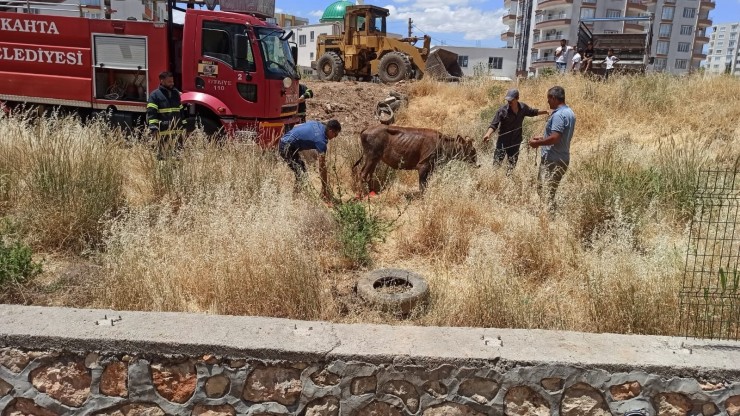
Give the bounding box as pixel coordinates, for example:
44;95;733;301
571;49;583;73
554;39;573;73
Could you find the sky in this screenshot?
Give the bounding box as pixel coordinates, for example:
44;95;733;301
273;0;740;48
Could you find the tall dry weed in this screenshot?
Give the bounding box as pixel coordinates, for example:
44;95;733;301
97;181;336;319
0;113;124;252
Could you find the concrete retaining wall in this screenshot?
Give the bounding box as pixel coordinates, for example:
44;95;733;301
1;305;739;415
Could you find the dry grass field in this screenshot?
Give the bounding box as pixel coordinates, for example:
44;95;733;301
1;73;739;336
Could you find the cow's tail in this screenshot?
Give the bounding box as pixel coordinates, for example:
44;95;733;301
353;126;371;173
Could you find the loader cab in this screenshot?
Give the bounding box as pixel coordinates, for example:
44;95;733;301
346;5;388;41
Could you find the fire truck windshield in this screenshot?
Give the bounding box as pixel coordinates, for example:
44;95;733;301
255;28;298;79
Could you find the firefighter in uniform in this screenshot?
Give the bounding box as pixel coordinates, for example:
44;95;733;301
297;83;313;124
147;71;187;159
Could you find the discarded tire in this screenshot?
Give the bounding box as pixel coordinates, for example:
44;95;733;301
356;268;429;315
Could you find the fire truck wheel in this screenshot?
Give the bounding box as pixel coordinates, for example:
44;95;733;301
187;116;223;138
378;52;412;84
317;52;345;82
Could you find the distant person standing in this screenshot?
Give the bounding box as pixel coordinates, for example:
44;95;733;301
571;49;583;73
582;41;595;73
147;71;187;160
554;39;573;73
603;49;619;81
483;89;549;170
528;86;576;213
278;119;341;201
297;83;313;123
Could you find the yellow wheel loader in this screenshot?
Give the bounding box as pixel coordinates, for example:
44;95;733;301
314;5;463;83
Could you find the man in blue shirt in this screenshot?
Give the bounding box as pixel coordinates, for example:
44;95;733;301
279;119;341;200
528;86;576;213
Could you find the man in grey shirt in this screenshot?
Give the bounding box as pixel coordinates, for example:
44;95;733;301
528;86;576;213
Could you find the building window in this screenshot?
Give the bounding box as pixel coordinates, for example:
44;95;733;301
298;34;306;46
654;57;667;70
606;9;621;18
310;31;315;41
682;8;695;19
659;24;672;37
661;6;674;20
657;40;670;54
718;41;724;46
719;34;725;39
458;55;469;68
720;26;726;31
677;42;690;52
580;7;594;19
680;25;693;35
675;59;688;69
310;52;314;59
716;49;722;55
488;57;503;69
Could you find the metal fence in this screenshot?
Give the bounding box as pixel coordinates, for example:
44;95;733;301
679;168;740;340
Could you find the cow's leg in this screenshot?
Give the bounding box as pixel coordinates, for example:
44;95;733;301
360;157;381;194
418;161;435;192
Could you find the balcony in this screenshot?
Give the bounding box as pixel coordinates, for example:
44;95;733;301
626;0;648;12
535;13;571;30
532;57;556;68
501;30;515;41
503;13;517;24
697;16;712;27
537;0;573;9
693;52;707;59
533;34;566;49
700;0;715;10
624;22;647;32
695;35;710;43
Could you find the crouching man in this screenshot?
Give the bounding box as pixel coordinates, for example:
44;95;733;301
279;119;341;201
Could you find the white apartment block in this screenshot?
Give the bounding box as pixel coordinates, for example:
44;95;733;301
502;0;714;75
294;22;342;76
705;22;740;76
432;46;519;80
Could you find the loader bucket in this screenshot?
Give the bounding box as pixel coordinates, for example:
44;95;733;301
425;49;464;81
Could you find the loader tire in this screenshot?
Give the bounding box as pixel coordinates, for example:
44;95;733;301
378;52;412;84
317;52;344;81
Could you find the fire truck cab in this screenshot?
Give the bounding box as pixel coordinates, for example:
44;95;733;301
0;0;301;145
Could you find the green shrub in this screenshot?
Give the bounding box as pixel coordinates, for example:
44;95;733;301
333;200;388;267
0;236;42;288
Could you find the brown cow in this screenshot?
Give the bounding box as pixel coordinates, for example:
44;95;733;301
353;124;477;193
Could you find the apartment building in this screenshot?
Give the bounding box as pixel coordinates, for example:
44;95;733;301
502;0;714;75
705;22;740;76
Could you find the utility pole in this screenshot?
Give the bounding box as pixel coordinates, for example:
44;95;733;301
408;18;413;38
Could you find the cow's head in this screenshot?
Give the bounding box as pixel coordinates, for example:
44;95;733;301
441;134;477;165
458;135;477;165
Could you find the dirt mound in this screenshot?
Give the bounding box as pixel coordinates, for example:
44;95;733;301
304;80;410;136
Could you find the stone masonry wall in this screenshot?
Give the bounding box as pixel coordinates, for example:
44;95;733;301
1;305;740;415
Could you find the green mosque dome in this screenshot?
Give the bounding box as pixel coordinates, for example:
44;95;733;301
321;1;354;22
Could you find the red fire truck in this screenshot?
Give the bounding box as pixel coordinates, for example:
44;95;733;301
0;0;301;145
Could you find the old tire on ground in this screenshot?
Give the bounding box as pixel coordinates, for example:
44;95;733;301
317;52;345;81
378;52;412;84
356;268;429;315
